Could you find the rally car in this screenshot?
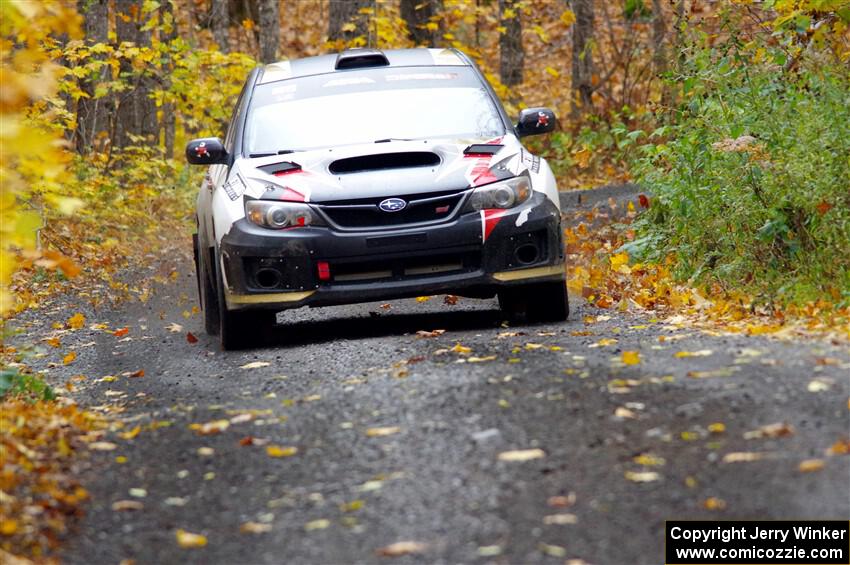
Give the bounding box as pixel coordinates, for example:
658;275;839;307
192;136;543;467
187;48;568;349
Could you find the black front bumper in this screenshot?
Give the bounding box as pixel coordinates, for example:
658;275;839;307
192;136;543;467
218;192;565;310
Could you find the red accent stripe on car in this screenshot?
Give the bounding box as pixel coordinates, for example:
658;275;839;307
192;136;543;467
481;209;508;242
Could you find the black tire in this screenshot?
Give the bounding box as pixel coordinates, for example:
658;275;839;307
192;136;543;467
498;280;569;323
198;244;221;336
214;252;276;350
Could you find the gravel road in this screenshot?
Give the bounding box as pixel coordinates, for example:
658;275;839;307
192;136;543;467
11;193;849;565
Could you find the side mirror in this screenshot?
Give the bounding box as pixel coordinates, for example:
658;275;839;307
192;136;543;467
186;137;228;165
516;108;557;137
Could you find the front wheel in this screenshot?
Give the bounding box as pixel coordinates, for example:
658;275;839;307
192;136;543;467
197;243;221;336
498;280;569;323
214;252;277;350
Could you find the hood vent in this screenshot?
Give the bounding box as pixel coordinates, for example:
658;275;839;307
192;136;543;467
257;161;301;175
329;152;440;175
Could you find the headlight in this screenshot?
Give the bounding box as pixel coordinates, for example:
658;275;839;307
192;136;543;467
466;174;532;211
245;200;320;229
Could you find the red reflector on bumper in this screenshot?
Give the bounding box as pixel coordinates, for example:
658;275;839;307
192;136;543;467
317;261;331;281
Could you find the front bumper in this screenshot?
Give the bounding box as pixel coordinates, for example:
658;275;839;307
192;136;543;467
218;192;565;310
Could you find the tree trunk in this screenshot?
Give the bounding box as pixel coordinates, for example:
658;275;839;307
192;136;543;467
210;0;230;52
401;0;440;46
570;0;595;117
114;0;158;150
74;0;109;154
161;0;179;157
499;0;524;87
257;0;280;63
328;0;369;43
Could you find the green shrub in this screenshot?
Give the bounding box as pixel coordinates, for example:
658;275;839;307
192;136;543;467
633;39;850;307
0;368;55;401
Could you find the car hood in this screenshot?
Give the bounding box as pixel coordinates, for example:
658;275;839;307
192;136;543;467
232;136;528;203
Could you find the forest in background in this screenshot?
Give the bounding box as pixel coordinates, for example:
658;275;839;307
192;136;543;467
2;0;850;353
1;1;849;557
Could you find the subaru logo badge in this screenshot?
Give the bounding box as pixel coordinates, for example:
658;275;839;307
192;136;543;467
378;198;407;212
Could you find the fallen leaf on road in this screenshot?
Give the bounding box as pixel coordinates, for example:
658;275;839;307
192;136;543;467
229;413;254;424
687;367;739;379
708;422;726;434
240;522;272;534
543;513;577;525
674;349;713;358
63;351;76;365
88;441;118;451
498;448;545;462
547;493;576;507
450;343;471;355
197;447;215;456
304;519;330;531
175;529;207;548
614;407;637;419
722;452;766;463
376;541;428;556
589;338;617;348
119;426;141;440
186;332;198;343
444;295;458;305
166;322;183;333
622;351;640;365
497;331;525;338
239;436;268;446
633;453;665;466
190;419;230;435
128;488;147;498
525;342;545;350
624;470;660;482
113;327;129;337
416;329;445;338
67;313;86;329
366;426;400;437
111;500;144;511
478;545;502;556
703;497;726;510
539;543;567;557
827;438;850;456
468;355;497;363
743;422;794;440
164;497;188;506
266;445;298;457
415;296;431;303
807;378;833;392
798;459;825;472
240;361;270;370
128;369;145;378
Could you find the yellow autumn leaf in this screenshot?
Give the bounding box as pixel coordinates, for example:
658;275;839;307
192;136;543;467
63;351;77;364
366;426;400;437
415;296;431;302
266;445;298;458
622;351;640;365
498;448;545;462
67;312;86;329
560;9;577;27
175;529;207;548
450;343;471;355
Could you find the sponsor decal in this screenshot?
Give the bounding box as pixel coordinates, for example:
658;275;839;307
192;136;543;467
222;174;248;201
536;111;550;128
480;209;508;242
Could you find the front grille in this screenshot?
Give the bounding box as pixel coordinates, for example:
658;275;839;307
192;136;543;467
329;250;480;284
316;189;469;230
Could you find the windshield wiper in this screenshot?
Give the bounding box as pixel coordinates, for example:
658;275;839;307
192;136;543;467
374;137;413;143
249;149;298;158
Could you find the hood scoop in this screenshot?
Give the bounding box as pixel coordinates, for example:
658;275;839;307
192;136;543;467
329;152;440;175
257;161;301;176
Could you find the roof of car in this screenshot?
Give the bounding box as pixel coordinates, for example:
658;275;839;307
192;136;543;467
257;48;469;85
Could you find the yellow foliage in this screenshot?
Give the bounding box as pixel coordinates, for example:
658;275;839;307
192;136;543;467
0;2;81;314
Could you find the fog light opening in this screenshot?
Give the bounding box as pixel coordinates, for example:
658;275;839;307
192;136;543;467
515;243;540;265
255;268;282;289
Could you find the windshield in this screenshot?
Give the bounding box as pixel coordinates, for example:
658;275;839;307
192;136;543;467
244;67;505;154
